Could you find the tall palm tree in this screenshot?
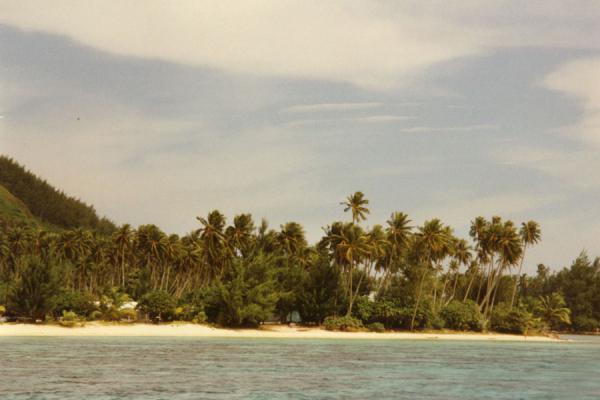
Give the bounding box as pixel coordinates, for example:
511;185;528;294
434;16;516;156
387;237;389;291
510;221;541;308
225;214;255;257
197;210;229;281
375;212;412;296
113;224;133;287
410;219;451;330
331;222;369;316
341;191;370;224
277;222;307;257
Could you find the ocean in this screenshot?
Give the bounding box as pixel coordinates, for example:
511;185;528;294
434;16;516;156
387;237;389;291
1;335;599;399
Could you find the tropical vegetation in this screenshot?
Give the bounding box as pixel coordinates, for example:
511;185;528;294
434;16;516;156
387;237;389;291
0;157;598;334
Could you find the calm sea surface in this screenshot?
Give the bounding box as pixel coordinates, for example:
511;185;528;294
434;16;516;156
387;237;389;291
1;335;599;399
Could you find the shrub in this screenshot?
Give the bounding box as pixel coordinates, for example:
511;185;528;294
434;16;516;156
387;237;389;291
89;310;103;320
137;291;176;322
191;311;207;324
53;291;97;318
367;322;385;333
572;316;599;332
491;304;533;334
323;315;363;332
441;300;483;331
427;314;446;330
0;305;5;316
59;310;85;328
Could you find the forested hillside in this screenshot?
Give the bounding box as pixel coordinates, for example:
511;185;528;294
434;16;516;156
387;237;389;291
0;156;115;233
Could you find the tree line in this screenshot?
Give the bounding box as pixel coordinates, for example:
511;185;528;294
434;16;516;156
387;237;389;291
1;191;598;333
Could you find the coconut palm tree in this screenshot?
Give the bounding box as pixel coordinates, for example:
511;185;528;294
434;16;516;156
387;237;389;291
225;214;255;257
535;293;571;328
331;222;369;316
341;191;370;224
197;210;229;281
410;219;452;330
113;224;133;287
277;222;307;257
510;220;541;308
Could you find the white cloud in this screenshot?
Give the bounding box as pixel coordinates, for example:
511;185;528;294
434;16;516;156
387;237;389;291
0;1;486;89
2;1;598;90
543;57;600;146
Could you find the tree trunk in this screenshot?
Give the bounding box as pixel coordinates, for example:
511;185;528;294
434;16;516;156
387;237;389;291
510;245;527;309
410;268;428;331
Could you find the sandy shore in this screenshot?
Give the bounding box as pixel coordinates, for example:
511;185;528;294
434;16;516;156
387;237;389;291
0;323;561;341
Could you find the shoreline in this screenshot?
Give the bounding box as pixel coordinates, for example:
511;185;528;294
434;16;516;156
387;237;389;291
0;323;562;341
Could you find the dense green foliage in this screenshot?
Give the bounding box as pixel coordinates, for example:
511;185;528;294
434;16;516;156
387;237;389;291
0;168;597;333
323;315;363;331
0;156;114;232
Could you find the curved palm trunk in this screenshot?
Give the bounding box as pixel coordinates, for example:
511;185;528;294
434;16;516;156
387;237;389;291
463;271;477;302
510;245;527;309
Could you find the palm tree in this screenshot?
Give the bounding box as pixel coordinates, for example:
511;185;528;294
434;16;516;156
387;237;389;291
113;224;133;287
510;221;541;308
535;293;571;328
341;191;370;224
331;222;369;316
377;212;412;296
225;214;255;257
410;219;451;330
197;210;229;281
277;222;307;257
480;220;523;317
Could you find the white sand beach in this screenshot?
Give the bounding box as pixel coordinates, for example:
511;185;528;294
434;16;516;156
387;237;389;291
0;323;561;341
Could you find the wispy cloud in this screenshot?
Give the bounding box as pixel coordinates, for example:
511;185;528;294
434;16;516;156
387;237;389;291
398;124;498;133
281;102;382;114
283;115;413;128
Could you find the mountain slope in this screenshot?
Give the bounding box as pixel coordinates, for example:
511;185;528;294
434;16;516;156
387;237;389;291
0;184;39;226
0;156;115;232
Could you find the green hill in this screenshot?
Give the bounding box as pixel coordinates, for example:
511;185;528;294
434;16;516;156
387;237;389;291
0;156;115;233
0;183;39;226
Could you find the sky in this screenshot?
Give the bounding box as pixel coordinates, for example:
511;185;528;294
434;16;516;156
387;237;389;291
0;1;599;272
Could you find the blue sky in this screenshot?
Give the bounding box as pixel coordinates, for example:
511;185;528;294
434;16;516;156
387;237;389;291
0;1;599;271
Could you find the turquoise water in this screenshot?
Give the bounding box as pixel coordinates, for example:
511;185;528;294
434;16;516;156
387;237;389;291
1;336;599;399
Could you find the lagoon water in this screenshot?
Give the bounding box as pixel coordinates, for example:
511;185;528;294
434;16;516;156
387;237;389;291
1;336;599;399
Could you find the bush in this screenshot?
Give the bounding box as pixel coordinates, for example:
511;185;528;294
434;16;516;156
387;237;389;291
53;291;97;318
491;304;533;334
427;314;446;330
137;291;176;322
572;316;599;332
59;310;85;328
323;315;363;331
441;300;483;331
367;322;385;333
0;305;5;316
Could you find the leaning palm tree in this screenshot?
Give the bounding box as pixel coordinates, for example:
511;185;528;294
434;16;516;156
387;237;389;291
510;221;541;308
341;191;370;224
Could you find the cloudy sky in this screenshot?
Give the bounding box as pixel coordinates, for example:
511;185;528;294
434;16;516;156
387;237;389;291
1;1;599;271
